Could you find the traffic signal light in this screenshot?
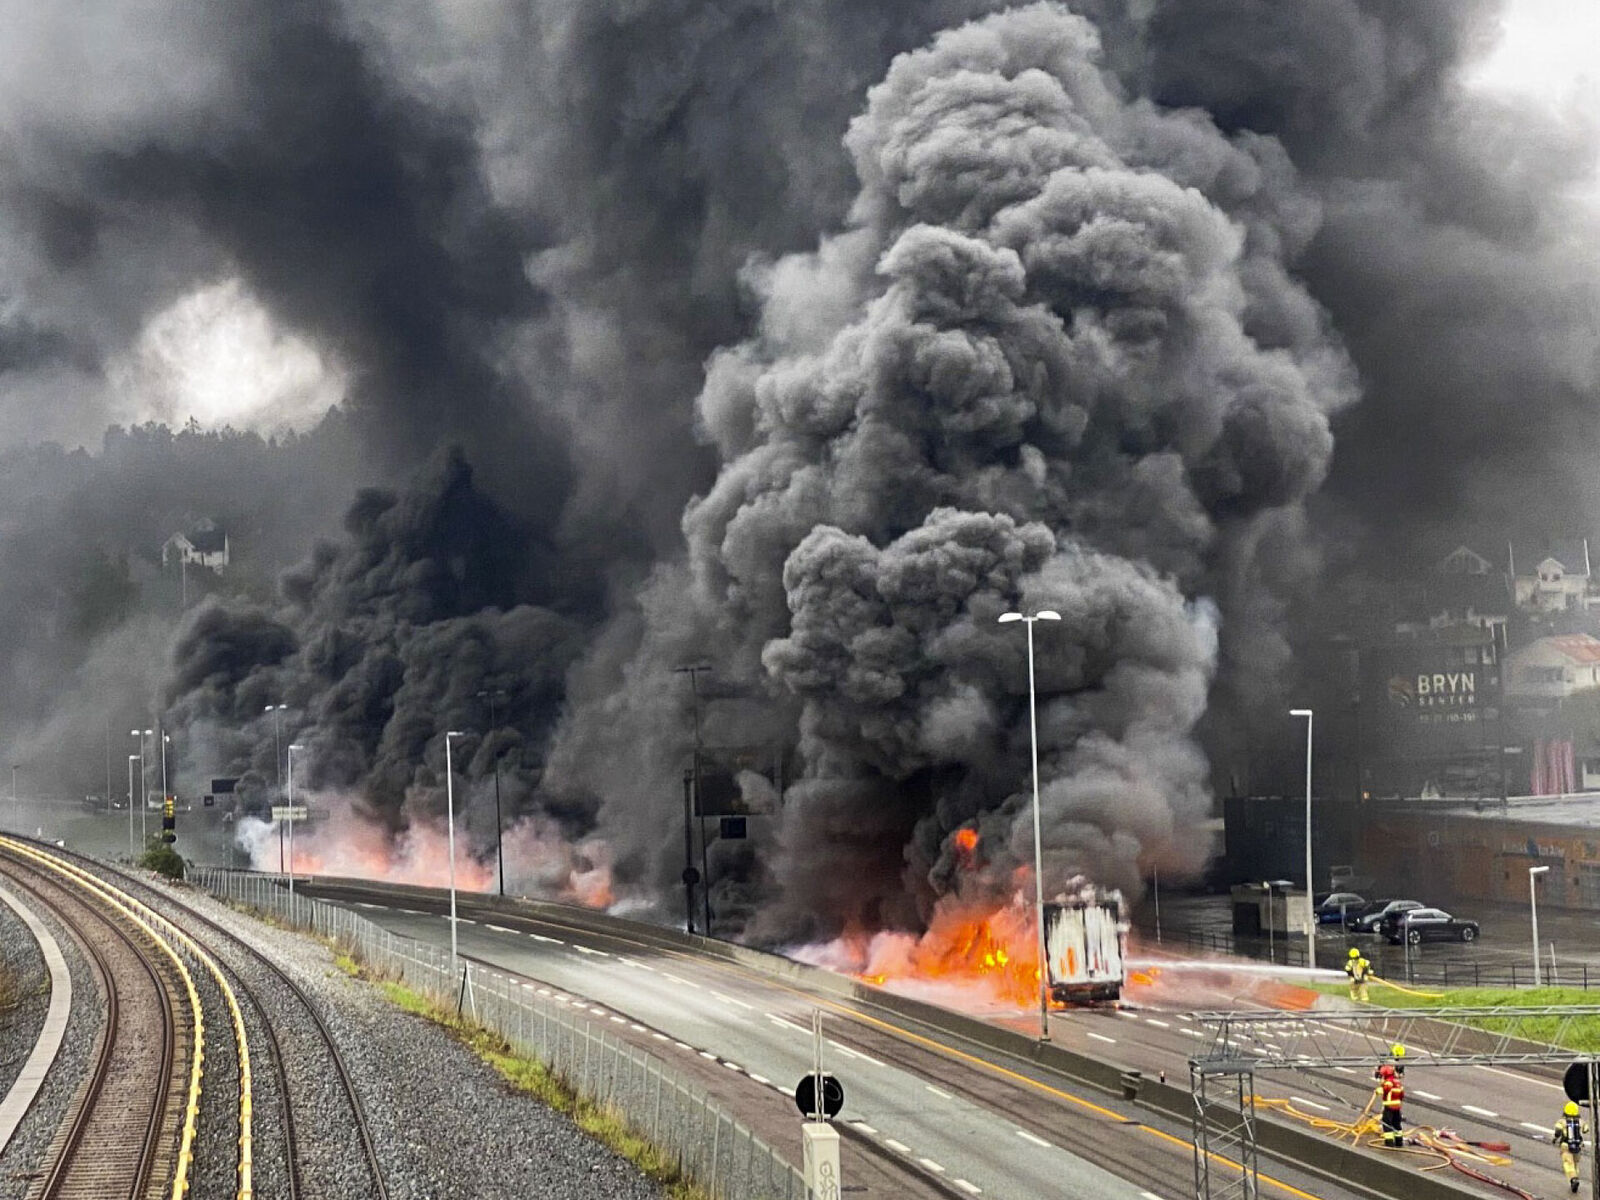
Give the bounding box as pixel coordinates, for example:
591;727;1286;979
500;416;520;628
162;796;176;844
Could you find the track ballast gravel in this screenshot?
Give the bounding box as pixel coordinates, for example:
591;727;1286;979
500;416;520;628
0;871;105;1200
77;864;667;1200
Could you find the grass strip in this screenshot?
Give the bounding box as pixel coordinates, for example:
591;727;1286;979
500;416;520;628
1315;981;1600;1052
367;972;711;1200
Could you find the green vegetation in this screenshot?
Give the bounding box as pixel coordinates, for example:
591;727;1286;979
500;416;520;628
138;839;185;881
1319;981;1600;1052
369;975;710;1200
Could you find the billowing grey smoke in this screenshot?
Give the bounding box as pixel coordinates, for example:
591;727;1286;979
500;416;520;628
163;449;585;856
550;3;1352;941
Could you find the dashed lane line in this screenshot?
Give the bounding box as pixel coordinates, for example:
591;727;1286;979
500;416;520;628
925;1084;953;1099
1017;1129;1052;1148
851;1121;878;1135
1411;1089;1441;1100
709;989;755;1010
884;1139;911;1154
530;933;565;945
1522;1122;1549;1133
918;1158;945;1174
954;1181;982;1195
1087;1032;1117;1044
573;945;608;957
486;923;518;934
1144;1019;1170;1029
1462;1105;1499;1118
1289;1098;1328;1112
767;1014;810;1036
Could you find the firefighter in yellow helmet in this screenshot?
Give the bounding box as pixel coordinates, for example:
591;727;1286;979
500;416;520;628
1344;947;1372;1002
1554;1100;1588;1193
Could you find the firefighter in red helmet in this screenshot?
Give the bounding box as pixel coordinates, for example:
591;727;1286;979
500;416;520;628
1375;1063;1405;1147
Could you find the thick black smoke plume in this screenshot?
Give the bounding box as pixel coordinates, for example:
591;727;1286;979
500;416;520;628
550;4;1351;941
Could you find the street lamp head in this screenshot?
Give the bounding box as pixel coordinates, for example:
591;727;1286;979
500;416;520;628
288;743;306;752
1290;708;1313;717
1530;865;1551;876
998;612;1023;623
1036;610;1061;621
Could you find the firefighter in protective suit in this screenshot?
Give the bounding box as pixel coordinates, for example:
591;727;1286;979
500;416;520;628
1375;1064;1404;1147
1345;948;1372;1002
1554;1100;1588;1193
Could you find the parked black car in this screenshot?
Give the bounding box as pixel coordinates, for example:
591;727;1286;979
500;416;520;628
1382;907;1480;944
1350;899;1423;934
1315;892;1368;925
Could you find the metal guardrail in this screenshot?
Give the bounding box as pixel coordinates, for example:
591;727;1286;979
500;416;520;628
191;869;804;1200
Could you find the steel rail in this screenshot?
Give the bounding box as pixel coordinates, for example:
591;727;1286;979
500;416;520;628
0;854;178;1200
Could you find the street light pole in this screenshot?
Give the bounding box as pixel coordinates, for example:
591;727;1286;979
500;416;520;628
445;731;464;975
673;665;713;936
287;744;305;905
266;705;287;872
999;608;1061;1043
1291;708;1315;970
1530;864;1550;987
132;729;152;844
127;754;139;856
476;690;506;898
160;730;170;809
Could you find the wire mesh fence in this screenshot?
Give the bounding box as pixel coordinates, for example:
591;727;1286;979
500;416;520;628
192;869;805;1200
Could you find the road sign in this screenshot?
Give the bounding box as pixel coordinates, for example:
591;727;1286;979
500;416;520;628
793;1072;844;1121
271;805;308;821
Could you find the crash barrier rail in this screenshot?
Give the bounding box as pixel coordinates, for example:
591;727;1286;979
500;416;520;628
191;869;804;1200
1143;922;1600;989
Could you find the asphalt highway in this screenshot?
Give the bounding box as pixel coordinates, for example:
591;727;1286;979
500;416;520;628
302;883;1371;1200
1044;991;1577;1199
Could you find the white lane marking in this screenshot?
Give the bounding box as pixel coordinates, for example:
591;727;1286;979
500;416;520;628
486;923;518;934
1144;1018;1170;1029
709;989;755;1010
574;945;608;957
1462;1105;1499;1118
395;908;425;915
1017;1129;1051;1148
674;1042;693;1051
1179;1028;1204;1039
1476;1063;1563;1091
458;917;478;925
630;1023;647;1033
723;1062;743;1072
609;1016;626;1024
885;1139;910;1154
1412;1089;1441;1100
918;1158;945;1174
699;1051;718;1060
1262;1042;1283;1052
851;1121;878;1135
651;1033;669;1042
530;933;565;945
1087;1032;1117;1044
1140;1193;1163;1200
828;1040;885;1067
1289;1097;1329;1112
356;902;383;909
767;1014;810;1036
660;971;697;987
1333;1067;1356;1075
589;1006;608;1015
750;1073;771;1085
553;996;569;1005
1115;1010;1140;1020
925;1085;953;1099
955;1181;982;1195
1523;1121;1550;1132
1176;1013;1192;1021
620;957;655;972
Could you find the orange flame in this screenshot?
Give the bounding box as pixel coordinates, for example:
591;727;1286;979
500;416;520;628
953;828;979;853
852;897;1045;1009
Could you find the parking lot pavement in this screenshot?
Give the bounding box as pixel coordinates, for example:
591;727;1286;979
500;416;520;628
1141;893;1600;987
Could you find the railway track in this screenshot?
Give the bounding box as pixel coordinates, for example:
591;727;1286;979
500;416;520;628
164;893;390;1200
0;853;182;1200
23;839;389;1200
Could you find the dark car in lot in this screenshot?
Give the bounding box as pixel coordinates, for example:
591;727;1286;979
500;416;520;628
1350;898;1423;934
1315;892;1368;925
1382;907;1480;944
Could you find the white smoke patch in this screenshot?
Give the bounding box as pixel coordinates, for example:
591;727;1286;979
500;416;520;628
111;279;345;434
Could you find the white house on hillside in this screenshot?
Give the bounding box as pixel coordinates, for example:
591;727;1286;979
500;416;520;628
161;521;229;574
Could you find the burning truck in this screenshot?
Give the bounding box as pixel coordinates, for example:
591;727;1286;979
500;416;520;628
1043;886;1128;1004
